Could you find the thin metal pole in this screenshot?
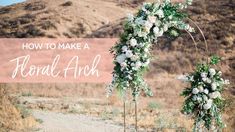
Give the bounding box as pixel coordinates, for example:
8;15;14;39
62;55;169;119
135;100;138;132
123;101;126;132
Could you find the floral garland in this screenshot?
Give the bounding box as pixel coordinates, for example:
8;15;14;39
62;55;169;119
181;56;230;131
107;0;195;100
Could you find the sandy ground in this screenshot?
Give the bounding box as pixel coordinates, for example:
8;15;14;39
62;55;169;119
33;110;124;132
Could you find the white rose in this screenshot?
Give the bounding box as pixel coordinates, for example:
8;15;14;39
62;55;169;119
202;95;208;101
122;46;128;52
120;62;127;68
203;89;209;94
202;77;207;82
192;88;199;94
163;24;168;32
211;83;217;90
148;16;156;24
224;79;230;85
135;61;142;69
206;78;212;84
130;38;137;47
198;86;204;92
125;50;133;58
116;54;126;64
155;20;161;26
203;102;212;110
218;71;222;76
153;27;163;37
131;55;138;61
127;13;134;21
192;95;197;101
144;20;153;32
156;9;164;18
209;91;221;99
201;72;207;78
209;68;216;76
197;97;202;102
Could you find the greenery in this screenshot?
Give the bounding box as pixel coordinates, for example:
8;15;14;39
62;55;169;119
181;56;230;131
107;0;194;100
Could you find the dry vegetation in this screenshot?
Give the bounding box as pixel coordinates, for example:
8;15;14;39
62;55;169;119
0;0;234;131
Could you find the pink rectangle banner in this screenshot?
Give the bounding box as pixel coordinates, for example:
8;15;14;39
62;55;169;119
0;38;116;83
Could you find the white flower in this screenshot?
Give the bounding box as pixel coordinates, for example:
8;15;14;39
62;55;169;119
177;75;189;82
202;77;207;82
127;13;134;21
203;101;212;110
197;97;202;102
131;55;138;61
192;95;197;101
192;88;199;94
153;27;163;37
125;50;133;58
144;48;149;52
148;16;156;24
198;86;204;92
135;17;145;25
121;62;127;68
203;103;212;110
144;20;153;32
122;46;128;52
224;79;230;85
116;54;126;64
202;95;208;101
201;72;207;78
209;91;221;99
155;20;161;26
211;83;217;90
135;61;142;69
206;78;212;84
218;71;222;76
130;38;137;47
163;24;168;32
156;9;164;18
203;89;209;94
209;68;216;76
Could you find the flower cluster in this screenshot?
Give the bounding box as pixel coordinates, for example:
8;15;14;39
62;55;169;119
181;56;230;131
107;0;194;100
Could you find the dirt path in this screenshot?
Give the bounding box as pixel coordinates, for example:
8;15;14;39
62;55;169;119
33;110;124;132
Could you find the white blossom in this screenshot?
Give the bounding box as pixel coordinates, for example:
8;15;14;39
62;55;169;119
177;75;189;82
202;77;207;82
121;62;127;68
209;91;221;99
130;38;137;47
156;9;164;18
203;89;209;94
211;83;217;90
206;78;212;84
202;95;208;101
116;54;126;64
224;79;230;85
192;95;197;101
122;46;128;52
135;61;142;69
201;72;207;78
148;16;156;24
198;86;204;92
209;68;216;76
153;27;163;37
192;88;199;94
203;101;212;110
127;13;134;21
131;55;138;61
197;97;202;102
144;20;153;32
125;50;133;58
